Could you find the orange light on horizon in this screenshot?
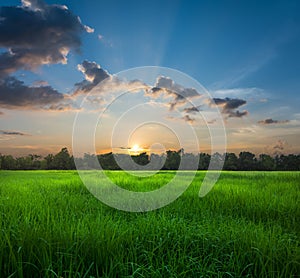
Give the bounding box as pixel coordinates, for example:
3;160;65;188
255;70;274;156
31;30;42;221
130;144;143;155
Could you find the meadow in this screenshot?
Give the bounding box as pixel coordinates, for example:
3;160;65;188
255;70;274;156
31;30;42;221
0;170;299;277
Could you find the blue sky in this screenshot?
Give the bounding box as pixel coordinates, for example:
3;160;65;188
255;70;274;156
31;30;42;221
0;0;299;156
51;0;300;90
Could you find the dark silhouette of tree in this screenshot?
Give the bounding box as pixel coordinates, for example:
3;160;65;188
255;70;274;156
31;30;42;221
80;153;98;169
16;156;32;170
198;153;210;170
52;147;72;170
43;154;54;169
0;148;299;171
69;155;76;170
149;153;165;170
132;152;149;166
258;154;275;171
276;154;300;171
224;153;239;170
0;155;17;169
181;153;198;170
210;152;225;170
164;150;181;170
238;151;256;170
97;152;120;170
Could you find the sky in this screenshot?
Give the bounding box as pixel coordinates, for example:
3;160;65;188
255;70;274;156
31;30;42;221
0;0;299;157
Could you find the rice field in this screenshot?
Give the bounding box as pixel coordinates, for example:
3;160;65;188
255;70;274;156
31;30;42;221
0;170;299;277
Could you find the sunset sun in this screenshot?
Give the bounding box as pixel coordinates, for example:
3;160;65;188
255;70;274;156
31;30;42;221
132;144;139;151
131;144;141;154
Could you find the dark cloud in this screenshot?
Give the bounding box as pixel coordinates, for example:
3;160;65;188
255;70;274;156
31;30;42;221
0;77;72;110
155;76;173;89
0;0;93;110
150;87;162;93
182;115;195;124
228;110;248;118
258;118;289;125
183;106;201;114
74;60;110;94
213;98;246;109
212;97;248;118
0;130;27;136
148;76;201;111
0;0;92;77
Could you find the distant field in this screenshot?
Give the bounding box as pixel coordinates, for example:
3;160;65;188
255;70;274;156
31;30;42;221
0;170;299;277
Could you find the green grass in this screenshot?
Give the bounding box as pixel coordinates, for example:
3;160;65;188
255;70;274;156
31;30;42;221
0;170;299;277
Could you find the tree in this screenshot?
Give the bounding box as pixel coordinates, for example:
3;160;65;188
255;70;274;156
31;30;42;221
83;153;99;169
224;152;238;170
0;148;299;171
1;155;17;170
181;153;198;170
43;154;54;169
149;153;165;170
258;154;275;170
52;148;72;170
16;156;32;170
164;150;180;170
132;152;149;166
98;152;120;170
198;153;210;170
281;154;300;171
210;152;225;170
238;151;256;170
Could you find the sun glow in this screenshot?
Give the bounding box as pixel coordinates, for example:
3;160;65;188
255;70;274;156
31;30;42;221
131;144;141;153
129;144;145;155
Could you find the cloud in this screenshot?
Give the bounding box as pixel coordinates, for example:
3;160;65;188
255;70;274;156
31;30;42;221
74;62;149;102
258;118;290;125
0;111;3;115
0;0;92;77
0;77;73;110
0;130;28;136
182;115;195;124
0;129;30;140
183;106;201;114
155;76;173;89
270;140;291;156
84;25;94;33
229;110;248;118
213;98;246;109
211;97;248;118
74;60;111;94
147;76;201;111
273;140;285;151
21;0;46;10
0;0;92;111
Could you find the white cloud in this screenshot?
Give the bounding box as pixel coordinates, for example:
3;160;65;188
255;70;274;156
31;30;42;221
84;25;94;33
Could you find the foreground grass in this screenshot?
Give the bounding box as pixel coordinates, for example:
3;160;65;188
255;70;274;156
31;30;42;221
0;170;299;277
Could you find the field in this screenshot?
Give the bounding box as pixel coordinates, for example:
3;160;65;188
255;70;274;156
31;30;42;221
0;171;299;277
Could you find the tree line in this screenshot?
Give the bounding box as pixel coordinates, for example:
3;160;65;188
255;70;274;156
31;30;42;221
0;147;299;171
